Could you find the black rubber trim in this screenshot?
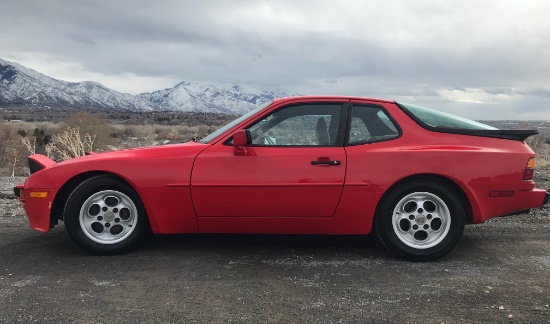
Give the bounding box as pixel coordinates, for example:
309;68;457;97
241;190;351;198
395;102;539;141
13;187;20;198
245;129;252;144
335;101;350;147
28;157;44;174
543;191;550;206
430;128;538;141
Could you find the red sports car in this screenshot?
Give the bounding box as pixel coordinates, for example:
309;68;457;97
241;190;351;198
14;96;549;261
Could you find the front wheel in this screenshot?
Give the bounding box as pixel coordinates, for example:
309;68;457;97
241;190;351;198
64;175;150;255
375;178;465;261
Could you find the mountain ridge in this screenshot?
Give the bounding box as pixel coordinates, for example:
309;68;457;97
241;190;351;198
0;58;292;113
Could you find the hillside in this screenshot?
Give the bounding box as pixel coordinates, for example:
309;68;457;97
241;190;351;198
0;58;292;113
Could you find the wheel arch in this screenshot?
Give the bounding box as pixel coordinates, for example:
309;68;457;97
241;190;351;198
375;174;474;225
50;171;142;229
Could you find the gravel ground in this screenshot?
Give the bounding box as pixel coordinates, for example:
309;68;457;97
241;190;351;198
0;167;549;323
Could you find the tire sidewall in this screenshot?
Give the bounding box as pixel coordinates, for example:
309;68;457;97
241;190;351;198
64;175;148;255
376;179;465;261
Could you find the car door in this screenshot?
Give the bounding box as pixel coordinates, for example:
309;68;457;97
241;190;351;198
191;101;348;218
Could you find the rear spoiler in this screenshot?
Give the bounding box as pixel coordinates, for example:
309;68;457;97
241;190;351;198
28;154;56;174
434;128;539;141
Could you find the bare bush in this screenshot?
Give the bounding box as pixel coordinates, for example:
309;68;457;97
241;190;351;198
62;112;115;152
47;127;96;161
125;124;155;139
0;119;27;176
197;125;213;137
156;128;181;142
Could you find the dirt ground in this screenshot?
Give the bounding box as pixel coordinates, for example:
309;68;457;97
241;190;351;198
0;167;549;323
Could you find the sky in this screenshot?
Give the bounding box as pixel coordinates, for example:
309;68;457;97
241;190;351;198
1;0;550;120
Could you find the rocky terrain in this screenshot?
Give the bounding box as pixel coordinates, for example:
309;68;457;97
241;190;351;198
0;177;26;227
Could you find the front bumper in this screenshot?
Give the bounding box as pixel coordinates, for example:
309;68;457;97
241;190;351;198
13;184;53;232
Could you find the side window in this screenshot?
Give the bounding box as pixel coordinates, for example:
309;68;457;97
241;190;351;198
349;117;370;143
247;104;341;146
348;105;399;145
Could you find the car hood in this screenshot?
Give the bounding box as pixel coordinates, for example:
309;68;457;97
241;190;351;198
28;141;210;175
65;141;205;162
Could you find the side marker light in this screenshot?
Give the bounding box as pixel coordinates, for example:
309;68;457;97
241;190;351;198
29;192;48;198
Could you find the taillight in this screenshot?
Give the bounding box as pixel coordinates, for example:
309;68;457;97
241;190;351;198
523;157;535;180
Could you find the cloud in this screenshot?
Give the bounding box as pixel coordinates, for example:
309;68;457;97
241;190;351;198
1;0;550;119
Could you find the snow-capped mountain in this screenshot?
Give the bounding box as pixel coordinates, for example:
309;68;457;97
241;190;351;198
138;81;290;114
0;58;153;111
0;58;292;113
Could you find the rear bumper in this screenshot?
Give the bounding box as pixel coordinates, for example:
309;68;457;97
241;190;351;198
477;188;549;223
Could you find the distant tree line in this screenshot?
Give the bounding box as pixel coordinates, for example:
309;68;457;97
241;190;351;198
0;105;237;126
0;110;236;176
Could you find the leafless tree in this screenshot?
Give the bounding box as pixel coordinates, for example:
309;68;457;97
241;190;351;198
21;136;37;155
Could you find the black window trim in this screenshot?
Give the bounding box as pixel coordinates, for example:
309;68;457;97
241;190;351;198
344;103;403;147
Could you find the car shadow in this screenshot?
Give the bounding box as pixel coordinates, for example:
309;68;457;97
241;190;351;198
139;232;392;259
4;226;476;263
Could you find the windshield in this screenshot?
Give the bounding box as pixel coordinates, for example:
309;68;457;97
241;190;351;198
199;101;273;144
399;102;497;130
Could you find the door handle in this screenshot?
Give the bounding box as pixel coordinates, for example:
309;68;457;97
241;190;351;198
311;160;341;166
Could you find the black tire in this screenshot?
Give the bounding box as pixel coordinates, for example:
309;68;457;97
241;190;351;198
375;178;465;261
63;175;150;255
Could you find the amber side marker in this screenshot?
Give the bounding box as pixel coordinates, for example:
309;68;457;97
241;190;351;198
29;192;48;198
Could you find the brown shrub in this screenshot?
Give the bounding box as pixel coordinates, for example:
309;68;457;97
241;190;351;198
0;119;27;176
61;112;116;152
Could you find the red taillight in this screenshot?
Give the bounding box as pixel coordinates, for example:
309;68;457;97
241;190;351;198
523;158;535;180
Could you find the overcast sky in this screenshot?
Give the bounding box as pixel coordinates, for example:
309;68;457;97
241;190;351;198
1;0;550;119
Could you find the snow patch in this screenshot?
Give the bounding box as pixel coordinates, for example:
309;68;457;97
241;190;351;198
12;276;41;287
89;278;119;287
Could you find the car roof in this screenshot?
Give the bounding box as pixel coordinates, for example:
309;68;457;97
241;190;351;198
273;95;395;104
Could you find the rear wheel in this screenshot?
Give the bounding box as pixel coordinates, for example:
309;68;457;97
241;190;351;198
64;175;149;255
375;178;465;261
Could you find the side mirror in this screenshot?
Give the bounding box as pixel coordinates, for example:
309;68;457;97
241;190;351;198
233;129;250;156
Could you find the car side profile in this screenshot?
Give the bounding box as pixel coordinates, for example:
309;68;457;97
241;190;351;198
14;96;549;261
